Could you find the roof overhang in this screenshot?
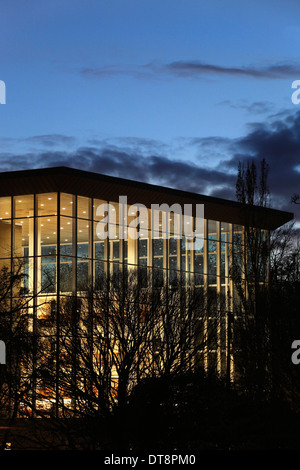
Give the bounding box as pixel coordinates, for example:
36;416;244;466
0;166;293;230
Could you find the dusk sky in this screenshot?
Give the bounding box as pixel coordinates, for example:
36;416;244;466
1;0;300;223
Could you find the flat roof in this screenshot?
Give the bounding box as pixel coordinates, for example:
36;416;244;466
0;166;293;230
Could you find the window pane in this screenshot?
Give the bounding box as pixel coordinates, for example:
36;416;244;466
41;264;56;293
39;216;58;247
93;198;108;221
77;196;90;219
60;262;72;293
138;239;147;259
14;195;34;218
195;237;204;253
41;245;56;263
208;253;217;284
208;220;217;234
0;220;12;258
94;260;105;287
60;193;74;217
78;219;90;258
94;241;106;260
111;240;119;260
208;235;217;253
153;238;163;257
77;262;89;291
0;197;11;220
37;193;57;216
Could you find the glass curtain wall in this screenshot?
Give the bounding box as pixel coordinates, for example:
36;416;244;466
0;192;269;409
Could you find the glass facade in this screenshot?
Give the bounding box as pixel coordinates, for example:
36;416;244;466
0;191;269;402
0;192;268;295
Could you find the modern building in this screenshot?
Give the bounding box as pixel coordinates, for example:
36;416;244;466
0;166;293;411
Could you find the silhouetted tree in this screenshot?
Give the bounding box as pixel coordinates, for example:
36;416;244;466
232;159;273;397
0;261;37;450
233;159;300;405
28;269;226;449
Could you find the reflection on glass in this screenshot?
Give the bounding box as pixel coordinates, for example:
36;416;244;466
77;261;89;291
208;253;217;285
208;235;217;253
78;219;89;258
194;252;203;285
60;262;72;293
61;244;72;260
95;260;105;287
95;241;105;260
41;264;56;294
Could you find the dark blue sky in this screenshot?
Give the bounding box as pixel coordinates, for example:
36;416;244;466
1;0;300;223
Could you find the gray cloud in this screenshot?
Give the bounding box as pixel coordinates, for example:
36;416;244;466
219;110;300;219
0;134;77;151
80;60;300;81
0;145;235;199
162;61;300;79
218;100;275;115
0;110;299;223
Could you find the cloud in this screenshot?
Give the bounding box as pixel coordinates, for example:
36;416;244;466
0;144;235;200
219;109;300;219
24;134;76;147
162;61;300;79
0;110;299;223
218;100;274;115
0;134;77;151
80;60;300;81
